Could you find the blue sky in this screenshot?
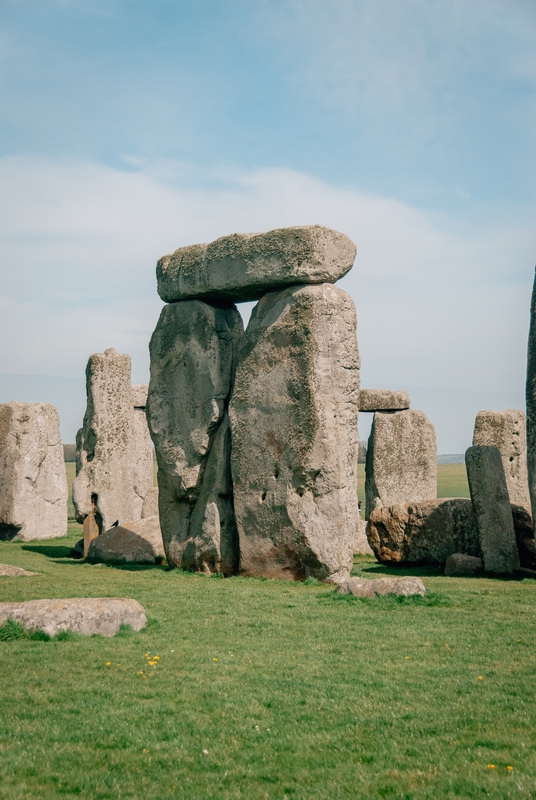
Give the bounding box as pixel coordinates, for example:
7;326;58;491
0;0;535;450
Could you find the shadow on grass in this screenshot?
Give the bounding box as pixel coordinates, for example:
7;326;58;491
21;544;74;559
353;562;444;578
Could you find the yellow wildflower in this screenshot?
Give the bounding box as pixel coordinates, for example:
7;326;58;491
507;766;514;771
478;676;483;680
153;656;160;661
213;657;218;661
105;662;111;666
488;765;495;769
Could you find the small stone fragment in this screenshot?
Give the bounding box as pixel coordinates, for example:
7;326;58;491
336;576;426;597
0;564;40;577
444;553;484;576
0;598;147;637
230;283;360;582
473;410;530;511
359;389;410;412
0;402;68;541
466;445;520;574
87;516;164;565
365;409;437;519
157;225;356;303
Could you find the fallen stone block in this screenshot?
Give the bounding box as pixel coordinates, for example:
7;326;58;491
359;389;410;412
87;516;164;565
466;445;520;574
473;409;530;511
337;576;426;597
444;553;484;576
157;225;356;303
0;598;147;637
0;564;40;577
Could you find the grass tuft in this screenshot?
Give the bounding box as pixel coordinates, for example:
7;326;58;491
0;618;50;641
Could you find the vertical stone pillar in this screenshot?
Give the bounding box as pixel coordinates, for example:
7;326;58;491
130;385;154;510
365;409;437;519
473;410;530;511
527;268;536;520
147;301;243;575
0;402;67;541
229;283;360;582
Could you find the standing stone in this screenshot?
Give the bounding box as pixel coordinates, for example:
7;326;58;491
73;349;153;532
527;268;536;521
0;402;67;541
473;410;530;511
466;445;519;574
130;384;155;512
365;409;437;519
157;226;356;303
229;283;360;582
147;300;243;575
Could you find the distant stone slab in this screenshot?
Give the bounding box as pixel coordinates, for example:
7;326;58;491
353;519;373;555
156;225;356;303
337;576;425;598
466;445;520;575
444;553;483;576
0;564;39;577
359;389;410;412
0;598;147;637
87;516;164;565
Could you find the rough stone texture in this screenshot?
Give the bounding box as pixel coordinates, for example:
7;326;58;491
87;516;164;565
359;389;410;412
157;225;356;304
147;301;243;575
0;564;39;577
365;409;437;519
0;598;146;637
336;576;426;597
354;519;374;555
466;445;520;574
367;499;480;566
473;410;530;511
131;384;148;408
0;402;68;541
511;503;536;570
526;268;536;521
229;283;360;582
130;385;154;512
141;487;159;519
73;349;154;532
444;553;484;576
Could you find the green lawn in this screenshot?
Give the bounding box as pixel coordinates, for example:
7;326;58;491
357;463;469;510
1;527;535;799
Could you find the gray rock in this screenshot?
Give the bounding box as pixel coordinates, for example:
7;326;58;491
359;389;410;412
444;553;484;576
473;410;530;511
0;402;68;541
367;498;480;565
229;283;360;582
157;225;356;304
466;445;520;574
141;487;159;519
354;518;374;555
337;576;426;597
0;564;40;577
0;598;146;637
73;349;154;532
131;384;149;408
88;516;164;564
147;300;242;574
365;409;437;519
526;268;536;520
130;387;154;514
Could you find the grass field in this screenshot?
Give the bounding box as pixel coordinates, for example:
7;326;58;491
3;460;528;799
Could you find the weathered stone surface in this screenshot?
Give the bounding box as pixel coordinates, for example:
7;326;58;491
444;553;484;576
88;516;164;564
367;498;480;565
147;301;242;574
130;386;154;512
0;564;39;577
337;576;426;597
365;409;437;519
73;349;154;532
157;225;356;304
354;519;374;555
511;503;536;570
466;445;520;574
473;410;530;510
131;384;148;408
526;268;536;520
359;389;410;412
229;283;360;582
0;598;146;637
0;402;67;541
141;487;159;519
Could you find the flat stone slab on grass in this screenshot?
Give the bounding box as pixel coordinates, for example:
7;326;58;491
0;598;147;637
157;225;356;303
0;563;39;577
359;389;410;412
337;576;426;598
88;516;164;565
